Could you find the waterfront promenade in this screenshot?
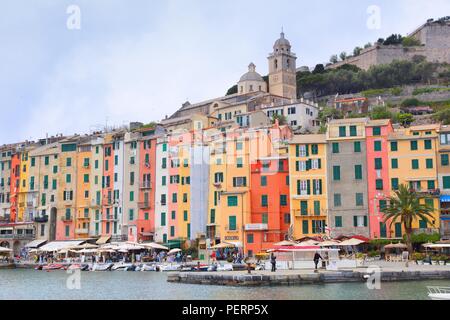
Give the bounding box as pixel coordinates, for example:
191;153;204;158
167;262;450;286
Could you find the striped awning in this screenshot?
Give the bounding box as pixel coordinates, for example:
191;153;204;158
440;195;450;203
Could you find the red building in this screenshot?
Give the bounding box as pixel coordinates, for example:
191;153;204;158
246;157;290;256
137;129;157;242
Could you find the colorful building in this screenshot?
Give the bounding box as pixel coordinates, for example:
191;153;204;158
387;125;441;238
437;125;450;239
289;134;328;240
365;119;394;239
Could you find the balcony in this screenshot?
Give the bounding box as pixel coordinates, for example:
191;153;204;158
0;232;35;240
75;228;89;234
139;181;152;189
244;223;268;231
225;225;240;232
138;202;151;209
411;189;441;197
293;209;327;218
102;215;118;221
26;201;34;208
102;199;114;206
413;228;440;235
61;215;73;222
34;215;49;223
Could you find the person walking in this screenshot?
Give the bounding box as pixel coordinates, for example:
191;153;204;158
270;253;277;272
313;252;323;271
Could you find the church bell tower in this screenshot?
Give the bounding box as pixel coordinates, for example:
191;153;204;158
268;31;297;100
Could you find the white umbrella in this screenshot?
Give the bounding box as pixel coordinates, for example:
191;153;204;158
0;247;12;253
168;248;182;255
118;249;129;253
337;238;366;246
140;242;169;250
299;239;320;246
319;240;341;247
273;240;298;246
211;242;236;249
384;242;407;249
70;243;98;250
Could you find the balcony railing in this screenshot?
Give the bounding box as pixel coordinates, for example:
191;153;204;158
139;181;152;189
225;224;240;232
0;233;35;240
34;215;49;223
75;228;89;234
138;202;151;209
413;228;440;235
244;223;268;231
412;189;441;197
61;216;73;222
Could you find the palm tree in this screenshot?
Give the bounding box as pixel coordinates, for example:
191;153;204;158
383;184;435;255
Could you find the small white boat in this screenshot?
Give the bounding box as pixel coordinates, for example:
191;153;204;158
159;264;181;272
217;263;234;271
92;263;113;271
141;264;158;272
428;287;450;300
111;262;133;271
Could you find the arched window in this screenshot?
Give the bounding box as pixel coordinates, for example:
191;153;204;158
274;59;278;70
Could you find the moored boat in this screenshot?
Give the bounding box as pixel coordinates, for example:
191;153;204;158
42;264;64;271
111;262;133;271
159;264;182;272
92;263;113;271
428;286;450;300
140;264;158;272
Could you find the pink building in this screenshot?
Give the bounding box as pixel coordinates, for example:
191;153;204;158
365;120;394;239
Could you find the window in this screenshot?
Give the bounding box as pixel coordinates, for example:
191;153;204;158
424;140;432;150
247;234;254;244
375;158;382;170
314;201;321;215
232;177;246;187
261;195;268;207
425;198;434;209
280;195;287;206
339;126;346;137
333;166;340;181
412;159;419;170
236;142;243;151
350;126;357;137
83;174;89;183
427;180;435;190
311;144;319;155
262;213;268;224
170;226;175;237
419;220;428;229
261;176;267;186
410;141;418;151
227;196;238;207
379;200;387;212
354;165;362;180
335;216;342;228
65;226;70;237
300;201;308;215
161;212;166;226
426;159;433;169
372;127;381;136
129;191;134;202
356;193;364;206
380;223;387;238
66;174;71;183
443;176;450;189
395;223;402;238
284;213;291;224
236;157;243;168
391;158;398;169
354;141;361;153
391;178;399;190
302;220;309;234
172;193;177;203
376;179;383;190
353;215;368;227
162;158;167;169
53;165;58;174
441;154;449;166
228;216;237;230
332;143;340;154
183;210;188;221
334;194;342;207
210;209;215;224
374;141;382;152
390;141;398;151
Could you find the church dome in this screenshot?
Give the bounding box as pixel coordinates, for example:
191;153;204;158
239;63;264;82
273;32;291;50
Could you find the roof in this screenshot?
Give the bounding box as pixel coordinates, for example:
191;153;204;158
335;97;367;102
24;239;47;248
290;134;327;144
328;118;369;125
409;124;440;131
239;63;265;82
367;119;391;127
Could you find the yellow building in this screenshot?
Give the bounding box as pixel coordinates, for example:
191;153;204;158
288;134;328;239
387;125;441;238
75;139;92;239
17;147;31;222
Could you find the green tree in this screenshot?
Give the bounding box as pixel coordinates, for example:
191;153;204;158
370;106;393;120
226;85;238;96
318;107;343;122
271;113;287;125
330;55;338;64
383;184;435;256
339;51;347;61
353;46;362;56
313;64;325;74
435;109;450;125
402;36;421;47
401;98;421;108
364;42;372;49
396;113;415;127
383;34;403;45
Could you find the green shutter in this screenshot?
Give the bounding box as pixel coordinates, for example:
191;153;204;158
443;176;450;189
335;216;342;228
412;159;419;170
426;159;433;169
427;180;435;190
373;127;381;136
227;196;238;207
354;141;361;153
391;158;398;169
301;201;308;215
314;201;320;216
375;158;382;170
395;223;402;238
333;166;340;181
210;209;215;224
424;140;432;150
441;154;449;166
339;126;346;137
353;216;358;227
350;126;357;137
390;141;398;151
332;143;339;154
410;141;418;150
374;141;382;151
302;220;309;234
376;179;383;190
380;223;387;238
419;220;427;229
391;178;399;190
229;216;237;230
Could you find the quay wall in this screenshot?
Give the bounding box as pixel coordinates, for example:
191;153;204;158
167;270;450;287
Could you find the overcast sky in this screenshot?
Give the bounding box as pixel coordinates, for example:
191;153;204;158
1;0;449;144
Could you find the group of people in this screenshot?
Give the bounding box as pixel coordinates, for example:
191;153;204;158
210;250;244;263
269;252;324;272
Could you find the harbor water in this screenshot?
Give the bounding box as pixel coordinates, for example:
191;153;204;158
1;269;449;300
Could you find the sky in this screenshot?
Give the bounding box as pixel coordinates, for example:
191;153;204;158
1;0;449;144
